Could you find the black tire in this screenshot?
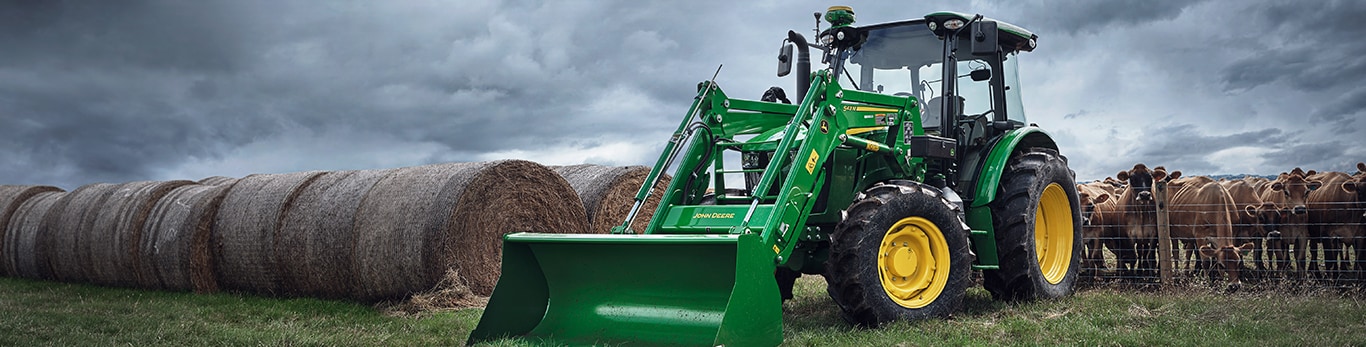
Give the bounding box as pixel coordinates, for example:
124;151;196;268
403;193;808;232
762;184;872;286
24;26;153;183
983;148;1083;301
825;181;972;326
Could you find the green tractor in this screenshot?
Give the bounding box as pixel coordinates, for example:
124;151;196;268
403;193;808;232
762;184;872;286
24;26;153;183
469;7;1081;346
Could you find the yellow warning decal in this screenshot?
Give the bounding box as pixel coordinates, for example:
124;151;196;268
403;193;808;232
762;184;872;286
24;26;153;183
805;149;819;174
844;106;899;113
866;142;880;152
773;245;781;254
846;126;886;135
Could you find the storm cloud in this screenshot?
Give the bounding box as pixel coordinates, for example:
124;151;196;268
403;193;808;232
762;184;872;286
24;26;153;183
2;0;1363;189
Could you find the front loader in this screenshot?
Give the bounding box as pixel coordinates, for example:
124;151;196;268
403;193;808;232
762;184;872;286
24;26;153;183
469;8;1082;346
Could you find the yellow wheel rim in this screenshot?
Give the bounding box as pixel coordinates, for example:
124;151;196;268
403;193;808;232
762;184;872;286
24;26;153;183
878;217;950;308
1035;183;1074;284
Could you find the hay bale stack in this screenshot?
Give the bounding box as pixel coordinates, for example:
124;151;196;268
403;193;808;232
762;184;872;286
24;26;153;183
552;165;670;234
2;191;65;279
197;176;237;186
0;185;64;277
277;169;391;298
352;160;589;301
141;183;234;292
38;183;121;282
85;180;196;288
213;171;325;295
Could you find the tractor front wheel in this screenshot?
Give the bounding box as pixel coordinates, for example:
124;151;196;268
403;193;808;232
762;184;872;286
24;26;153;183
984;148;1083;301
825;181;972;326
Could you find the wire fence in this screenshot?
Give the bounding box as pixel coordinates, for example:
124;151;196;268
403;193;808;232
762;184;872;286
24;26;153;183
1078;193;1365;291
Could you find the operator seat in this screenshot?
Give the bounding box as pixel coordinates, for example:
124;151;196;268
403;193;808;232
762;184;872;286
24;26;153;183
922;95;963;136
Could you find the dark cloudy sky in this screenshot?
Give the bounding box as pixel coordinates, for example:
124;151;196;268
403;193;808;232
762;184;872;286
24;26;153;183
3;0;1364;190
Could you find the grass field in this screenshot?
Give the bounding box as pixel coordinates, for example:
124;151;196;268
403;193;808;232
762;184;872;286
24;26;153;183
2;275;1363;346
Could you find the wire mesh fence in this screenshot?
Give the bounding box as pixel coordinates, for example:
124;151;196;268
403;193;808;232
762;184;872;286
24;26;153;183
1078;199;1366;290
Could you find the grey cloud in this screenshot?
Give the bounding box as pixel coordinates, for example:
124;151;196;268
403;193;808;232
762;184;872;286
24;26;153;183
1003;0;1210;36
1124;125;1288;173
1258;141;1347;172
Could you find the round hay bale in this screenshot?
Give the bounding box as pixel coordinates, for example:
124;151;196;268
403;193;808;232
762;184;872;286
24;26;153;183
197;176;238;186
551;165;671;234
86;181;194;287
99;180;199;288
3;191;65;279
38;183;121;282
141;183;233;292
277;169;391;298
212;171;325;295
0;185;64;277
352;160;588;301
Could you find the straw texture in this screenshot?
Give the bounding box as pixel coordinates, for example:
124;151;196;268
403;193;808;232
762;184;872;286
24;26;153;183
551;165;670;234
0;186;64;277
212;171;325;294
352;160;589;300
38;183;120;282
142;183;234;292
3;191;65;279
197;176;238;186
277;169;391;298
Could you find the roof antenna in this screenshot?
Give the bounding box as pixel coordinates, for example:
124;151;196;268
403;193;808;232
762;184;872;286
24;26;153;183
813;11;822;39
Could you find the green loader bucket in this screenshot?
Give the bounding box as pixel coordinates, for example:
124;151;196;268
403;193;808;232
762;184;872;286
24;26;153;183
466;233;782;346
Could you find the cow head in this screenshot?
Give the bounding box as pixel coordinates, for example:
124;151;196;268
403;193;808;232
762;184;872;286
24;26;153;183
1198;241;1256;287
1103;177;1126;190
1269;168;1321;216
1246;201;1286;240
1117;163;1166;203
1077;185;1111;226
1345;166;1366;219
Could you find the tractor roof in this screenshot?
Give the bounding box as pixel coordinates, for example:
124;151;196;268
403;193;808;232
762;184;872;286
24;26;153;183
924;11;1038;52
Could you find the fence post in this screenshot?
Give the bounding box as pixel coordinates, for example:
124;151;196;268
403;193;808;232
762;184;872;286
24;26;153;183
1155;181;1173;285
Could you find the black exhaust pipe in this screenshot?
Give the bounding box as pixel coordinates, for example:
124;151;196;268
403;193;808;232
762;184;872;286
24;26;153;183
787;30;811;103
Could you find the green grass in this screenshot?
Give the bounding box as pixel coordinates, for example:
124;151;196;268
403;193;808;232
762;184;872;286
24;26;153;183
1;276;1363;346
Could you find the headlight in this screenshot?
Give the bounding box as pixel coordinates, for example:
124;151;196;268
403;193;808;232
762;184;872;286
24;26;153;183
820;34;834;45
927;21;937;31
944;18;965;30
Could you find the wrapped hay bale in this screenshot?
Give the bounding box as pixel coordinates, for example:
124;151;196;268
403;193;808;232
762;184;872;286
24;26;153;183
83;180;195;288
38;183;121;282
213;171;325;295
551;165;671;234
197;176;237;186
0;185;64;277
2;191;65;279
277;169;391;298
352;160;588;301
140;183;234;292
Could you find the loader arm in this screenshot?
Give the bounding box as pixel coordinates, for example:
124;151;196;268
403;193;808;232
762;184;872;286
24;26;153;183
625;69;926;266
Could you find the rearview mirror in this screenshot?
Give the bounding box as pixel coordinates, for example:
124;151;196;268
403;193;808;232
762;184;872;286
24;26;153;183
970;69;991;82
971;20;998;56
777;43;794;77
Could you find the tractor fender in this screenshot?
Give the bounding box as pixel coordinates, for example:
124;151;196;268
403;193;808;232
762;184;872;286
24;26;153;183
970;126;1058;207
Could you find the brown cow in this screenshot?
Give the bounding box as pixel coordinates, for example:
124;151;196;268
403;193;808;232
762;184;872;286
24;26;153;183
1221;179;1270;271
1307;169;1363;280
1167;175;1255;286
1259;168;1322;278
1078;182;1122;280
1114;163;1168;280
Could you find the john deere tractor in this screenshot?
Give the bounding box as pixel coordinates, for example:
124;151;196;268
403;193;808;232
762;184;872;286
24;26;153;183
469;8;1081;346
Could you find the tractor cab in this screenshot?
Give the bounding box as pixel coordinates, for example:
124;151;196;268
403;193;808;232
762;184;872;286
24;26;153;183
811;11;1040;196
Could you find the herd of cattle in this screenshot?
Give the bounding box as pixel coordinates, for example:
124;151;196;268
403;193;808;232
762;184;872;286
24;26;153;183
1076;162;1366;287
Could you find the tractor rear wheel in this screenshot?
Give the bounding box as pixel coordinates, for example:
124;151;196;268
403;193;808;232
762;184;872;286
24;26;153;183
983;148;1083;301
825;181;972;326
